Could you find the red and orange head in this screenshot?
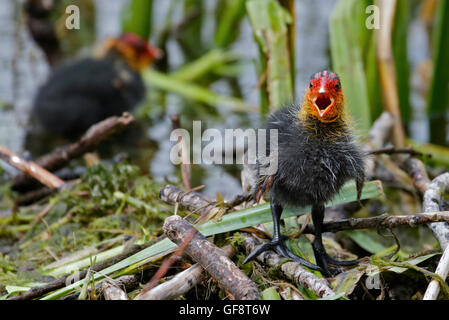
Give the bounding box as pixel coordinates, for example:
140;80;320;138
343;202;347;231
101;33;161;71
300;70;345;123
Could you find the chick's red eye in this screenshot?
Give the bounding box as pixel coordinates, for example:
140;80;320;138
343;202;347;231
309;83;313;89
334;83;341;90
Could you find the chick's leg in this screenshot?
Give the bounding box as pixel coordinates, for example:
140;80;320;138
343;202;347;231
244;200;321;271
311;204;358;277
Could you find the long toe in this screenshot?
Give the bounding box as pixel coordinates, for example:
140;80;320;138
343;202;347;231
272;241;321;271
280;246;322;271
243;242;276;264
244;239;321;272
325;255;359;267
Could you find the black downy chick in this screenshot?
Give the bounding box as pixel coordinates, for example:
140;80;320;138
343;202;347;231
244;70;365;277
32;33;160;138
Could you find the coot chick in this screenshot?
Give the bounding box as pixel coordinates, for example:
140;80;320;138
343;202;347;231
32;33;160;138
245;70;365;277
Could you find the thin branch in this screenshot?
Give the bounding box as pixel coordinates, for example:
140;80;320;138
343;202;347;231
423;173;449;300
303;211;449;234
171;114;191;191
424;246;449;300
368;147;424;157
162;215;260;300
402;157;431;197
136;245;236;300
0;145;65;190
159;185;216;217
137;227;196;295
12;113;135;191
423;173;449;250
102;280;130;300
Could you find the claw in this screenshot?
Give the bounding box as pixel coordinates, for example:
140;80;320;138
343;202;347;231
244;237;322;271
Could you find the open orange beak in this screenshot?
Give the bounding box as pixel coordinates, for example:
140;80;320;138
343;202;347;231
312;88;334;118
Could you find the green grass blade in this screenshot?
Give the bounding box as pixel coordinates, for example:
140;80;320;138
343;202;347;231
392;0;411;125
214;0;246;48
428;0;449;145
246;0;293;112
170;49;239;82
261;287;282;300
41;180;382;300
330;0;373;134
143;69;257;112
121;0;153;40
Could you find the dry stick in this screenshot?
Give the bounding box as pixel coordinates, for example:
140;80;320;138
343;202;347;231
162;215;261;300
361;112;395;180
424;247;449;300
302;211;449;234
368;147;424;157
367;112;395;150
241;232;335;298
376;0;406;148
102;278;132;300
423;173;449;300
402;157;431;197
137;227;197;296
171;114;191;191
160;185;251;217
366;113;426;204
159;185;216;217
136;245;236;300
71;274;141;301
0;145;65;190
423;173;449;251
102;281;129;300
12;113;136;190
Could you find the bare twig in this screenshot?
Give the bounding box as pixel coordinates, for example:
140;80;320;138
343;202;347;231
368;147;424;157
0;145;65;190
241;233;335;298
137;227;197;295
102;280;130;300
162;215;260;300
171;114;191;191
159;185;216;217
12;113;136;191
423;173;449;250
367;112;395;150
303;212;449;234
424;246;449;300
422;173;449;300
136;245;236;300
403;157;431;197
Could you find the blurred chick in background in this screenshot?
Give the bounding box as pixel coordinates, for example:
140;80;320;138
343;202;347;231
32;33;161;138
